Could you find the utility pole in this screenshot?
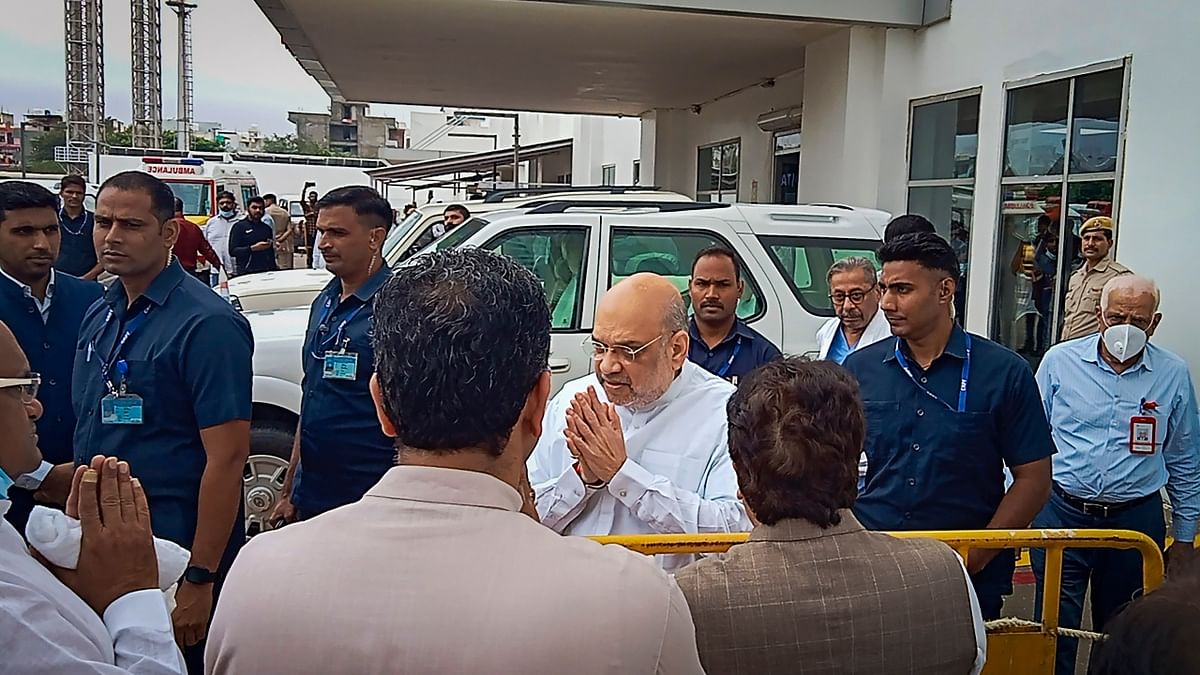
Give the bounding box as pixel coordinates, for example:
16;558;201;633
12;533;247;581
167;0;197;152
131;0;164;148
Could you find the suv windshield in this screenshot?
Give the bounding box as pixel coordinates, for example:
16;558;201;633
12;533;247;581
383;211;423;261
411;218;489;258
758;235;881;316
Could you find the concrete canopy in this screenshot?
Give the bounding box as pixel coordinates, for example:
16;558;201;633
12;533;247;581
254;0;871;116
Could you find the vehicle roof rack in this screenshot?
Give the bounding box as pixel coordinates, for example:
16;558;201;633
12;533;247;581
524;200;730;215
481;185;664;203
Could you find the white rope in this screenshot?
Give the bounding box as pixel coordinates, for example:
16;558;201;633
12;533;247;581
985;617;1106;642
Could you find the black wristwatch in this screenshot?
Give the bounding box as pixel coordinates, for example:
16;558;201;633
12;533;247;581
183;565;218;585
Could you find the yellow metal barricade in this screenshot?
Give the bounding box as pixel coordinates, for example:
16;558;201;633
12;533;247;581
591;529;1164;675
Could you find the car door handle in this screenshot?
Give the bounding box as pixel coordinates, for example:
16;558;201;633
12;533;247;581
548;358;572;374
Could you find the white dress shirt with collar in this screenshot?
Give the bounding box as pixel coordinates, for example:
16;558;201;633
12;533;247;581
0;501;185;674
529;360;750;570
0;266;55;323
815;308;892;361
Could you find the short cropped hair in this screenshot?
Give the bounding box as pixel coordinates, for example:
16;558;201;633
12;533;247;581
883;214;936;243
879;232;960;282
826;256;878;286
217;190;236;202
99;171;176;226
727;358;863;527
443;204;471;220
691;245;741;280
0;181;59;226
317;186;392;230
262;193;277;203
60;175;87;191
373;248;551;456
247;195;265;208
174;197;184;213
1090;573;1200;675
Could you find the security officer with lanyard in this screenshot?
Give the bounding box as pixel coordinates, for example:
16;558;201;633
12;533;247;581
843;233;1055;619
68;171;253;673
271;186;394;526
686;245;781;384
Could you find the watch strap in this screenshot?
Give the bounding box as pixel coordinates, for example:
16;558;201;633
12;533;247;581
183;565;218;585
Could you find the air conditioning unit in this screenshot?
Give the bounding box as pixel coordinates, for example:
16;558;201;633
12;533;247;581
756;106;802;133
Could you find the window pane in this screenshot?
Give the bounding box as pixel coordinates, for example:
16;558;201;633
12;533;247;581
484;229;589;330
1056;180;1115;335
758;236;882;317
1004;80;1070;178
910;95;980;181
610;229;762;319
697;146;719;192
907;185;975;322
601;165;616;186
720;142;739;193
992;184;1064;364
1070;68;1124;173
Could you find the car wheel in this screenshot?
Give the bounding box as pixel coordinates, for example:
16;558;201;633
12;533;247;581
244;422;293;537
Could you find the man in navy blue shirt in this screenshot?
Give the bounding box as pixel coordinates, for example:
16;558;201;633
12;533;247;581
0;181;103;531
53;175;101;280
687;246;780;384
270;186;394;525
69;171;252;673
844;233;1054;619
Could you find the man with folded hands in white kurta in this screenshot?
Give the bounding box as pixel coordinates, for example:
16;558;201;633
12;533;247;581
529;273;751;570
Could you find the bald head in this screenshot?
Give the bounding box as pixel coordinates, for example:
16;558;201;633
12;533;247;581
592;274;690;409
599;273;688;334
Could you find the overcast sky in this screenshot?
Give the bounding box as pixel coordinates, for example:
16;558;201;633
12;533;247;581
0;0;419;134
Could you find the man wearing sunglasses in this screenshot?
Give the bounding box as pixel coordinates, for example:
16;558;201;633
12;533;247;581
528;273;750;571
0;181;103;531
816;256;890;365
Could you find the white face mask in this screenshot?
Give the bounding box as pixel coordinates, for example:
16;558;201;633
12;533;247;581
1101;320;1148;362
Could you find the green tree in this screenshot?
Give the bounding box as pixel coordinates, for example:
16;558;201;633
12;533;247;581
30;128;66;162
107;127;134;147
190;136;225;152
261;133;348;157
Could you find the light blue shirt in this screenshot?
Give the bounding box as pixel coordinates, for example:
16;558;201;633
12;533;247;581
826;327;852;365
1036;336;1200;542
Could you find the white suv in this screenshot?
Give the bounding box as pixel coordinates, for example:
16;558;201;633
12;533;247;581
240;201;888;532
228;187;691;312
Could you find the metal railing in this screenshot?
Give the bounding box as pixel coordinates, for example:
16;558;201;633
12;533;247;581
591;529;1165;675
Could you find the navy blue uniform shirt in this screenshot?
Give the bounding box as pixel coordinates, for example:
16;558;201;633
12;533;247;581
0;270;102;530
687;317;782;384
844;324;1055;594
54;209;97;277
294;264;395;518
72;259;253;567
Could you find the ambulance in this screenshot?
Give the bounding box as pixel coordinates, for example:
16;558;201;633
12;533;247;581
138;156;261;225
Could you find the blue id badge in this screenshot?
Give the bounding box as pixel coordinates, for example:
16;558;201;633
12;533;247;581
101;393;144;425
322;352;359;380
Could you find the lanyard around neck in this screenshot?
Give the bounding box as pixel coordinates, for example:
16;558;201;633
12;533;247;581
893;333;972;413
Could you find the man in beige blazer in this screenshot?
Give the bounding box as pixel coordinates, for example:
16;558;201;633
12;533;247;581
205;248;703;675
676;358;986;675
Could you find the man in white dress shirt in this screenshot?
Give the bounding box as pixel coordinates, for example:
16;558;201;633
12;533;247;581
0;320;184;674
530;273;750;570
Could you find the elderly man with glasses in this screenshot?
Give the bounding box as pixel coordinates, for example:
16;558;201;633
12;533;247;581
817;256;891;365
528;273;750;570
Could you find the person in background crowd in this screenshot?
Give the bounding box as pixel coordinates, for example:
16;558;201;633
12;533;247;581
228;196;277;277
301;185;319;268
0;320;185;673
1010;222;1041;355
1061;216;1132;341
0;181;103;531
687;246;781;383
1088;571;1200;675
1032;224;1059;354
55;175;102;280
66;171;252;674
202;192;240;276
883;213;937;243
529;273;750;571
405;204;473;259
170;198;222;284
1033;275;1199;675
677;359;985;675
844;233;1055;619
262;194;294;271
207;249;704;675
816;256;890;365
270;187;394;525
402;203;416;219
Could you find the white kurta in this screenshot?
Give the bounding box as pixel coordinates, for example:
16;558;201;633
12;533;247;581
529;360;750;570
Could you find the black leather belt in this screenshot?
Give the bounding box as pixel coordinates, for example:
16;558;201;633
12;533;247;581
1052;483;1157;519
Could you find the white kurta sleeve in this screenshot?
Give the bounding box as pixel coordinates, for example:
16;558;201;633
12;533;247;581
529;393;596;532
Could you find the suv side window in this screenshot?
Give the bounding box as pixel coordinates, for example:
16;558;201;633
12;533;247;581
609;228;764;320
759;236;881;316
483;228;589;330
